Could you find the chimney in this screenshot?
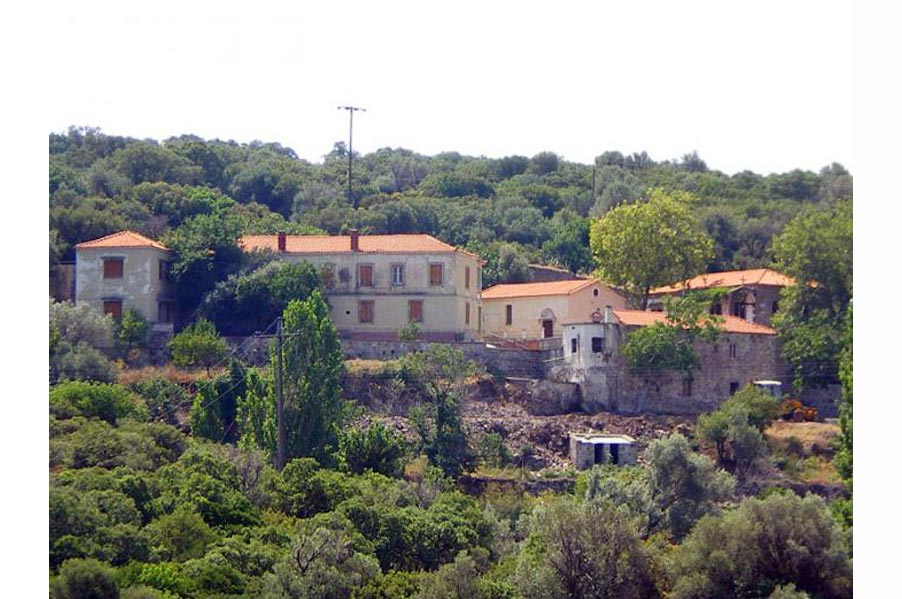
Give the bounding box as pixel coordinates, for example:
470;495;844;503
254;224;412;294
277;231;287;252
349;229;360;252
604;305;615;324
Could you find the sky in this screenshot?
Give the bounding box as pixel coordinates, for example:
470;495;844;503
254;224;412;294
41;0;854;175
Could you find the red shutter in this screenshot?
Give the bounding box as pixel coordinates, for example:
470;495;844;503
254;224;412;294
429;263;443;286
359;300;374;323
359;264;373;287
409;300;423;323
103;258;123;279
103;300;123;320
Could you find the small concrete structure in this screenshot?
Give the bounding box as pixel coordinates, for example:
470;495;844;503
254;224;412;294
569;433;638;470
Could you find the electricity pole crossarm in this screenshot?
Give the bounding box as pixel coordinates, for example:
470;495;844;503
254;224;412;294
338;105;366;209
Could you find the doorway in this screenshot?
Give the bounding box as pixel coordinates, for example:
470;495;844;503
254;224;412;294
542;319;554;338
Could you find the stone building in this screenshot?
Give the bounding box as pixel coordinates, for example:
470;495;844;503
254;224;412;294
75;230;177;325
554;309;787;415
570;433;638;470
647;268;795;327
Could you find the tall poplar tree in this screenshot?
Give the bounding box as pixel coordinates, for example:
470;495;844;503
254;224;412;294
279;290;346;465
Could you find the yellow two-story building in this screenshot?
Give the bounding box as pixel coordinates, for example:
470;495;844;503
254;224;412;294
74;230;177;325
240;231;483;341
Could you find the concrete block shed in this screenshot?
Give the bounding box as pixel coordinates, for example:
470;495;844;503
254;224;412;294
569;433;638;470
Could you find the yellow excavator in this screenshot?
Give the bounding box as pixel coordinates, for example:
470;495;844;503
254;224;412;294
752;380;818;422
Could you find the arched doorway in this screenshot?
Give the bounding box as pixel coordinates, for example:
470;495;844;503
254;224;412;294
540;308;556;338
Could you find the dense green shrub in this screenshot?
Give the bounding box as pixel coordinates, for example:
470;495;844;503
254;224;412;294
50;381;146;425
129;377;186;425
52;558;120;599
168;318;228;371
339;421;407;476
670;493;852;599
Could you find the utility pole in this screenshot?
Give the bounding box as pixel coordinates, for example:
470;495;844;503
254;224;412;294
275;316;285;470
338;105;366;209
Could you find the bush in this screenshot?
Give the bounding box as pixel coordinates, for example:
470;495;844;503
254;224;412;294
50;381;146;425
144;509;217;562
515;498;660;599
645;434;734;540
339;421;406;476
51;558;119;599
479;432;512;468
670;493;852;599
115;309;150;360
168;319;227;371
129;377;186;425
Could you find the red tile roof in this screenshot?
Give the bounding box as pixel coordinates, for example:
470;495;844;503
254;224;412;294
650;268;796;294
75;230;169;251
613;309;776;335
239;233;480;259
481;279;597;300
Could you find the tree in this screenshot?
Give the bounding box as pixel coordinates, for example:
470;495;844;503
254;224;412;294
589;188;714;308
168;318;228;372
262;513;380;599
542;216;593;274
338;421;406;476
400;345;480;478
115;309;149;361
515;498;660;599
669;493;852;599
644;434;734;540
278;291;347;465
199;259;322;336
163;210;245;321
51;558;120;599
620;291;723;384
771;200;852;390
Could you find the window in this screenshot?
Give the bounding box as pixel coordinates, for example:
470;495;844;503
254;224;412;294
593;288;599;297
729;343;737;359
465;302;471;325
730;382;740;395
682;379;693;397
772;300;779;315
465;266;471;289
710;303;723;315
391;264;405;286
591;337;604;353
571;338;578;354
158;300;176;323
505;304;513;325
158;260;170;281
103;258;123;279
429;263;443;286
358;264;374;287
731;302;746;319
359;300;374;323
408;300;423;323
103;299;123;320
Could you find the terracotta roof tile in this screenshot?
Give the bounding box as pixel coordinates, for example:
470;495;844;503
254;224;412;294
239;234;477;257
75;230;169;251
481;279;597;300
650;268;796;294
613;309;776;335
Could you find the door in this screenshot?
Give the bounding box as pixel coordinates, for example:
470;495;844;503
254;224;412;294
542;319;554;338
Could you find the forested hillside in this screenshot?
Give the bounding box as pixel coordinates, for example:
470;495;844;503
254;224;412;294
49;126;852;284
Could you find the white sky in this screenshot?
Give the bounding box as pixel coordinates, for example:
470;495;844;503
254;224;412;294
41;0;853;175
